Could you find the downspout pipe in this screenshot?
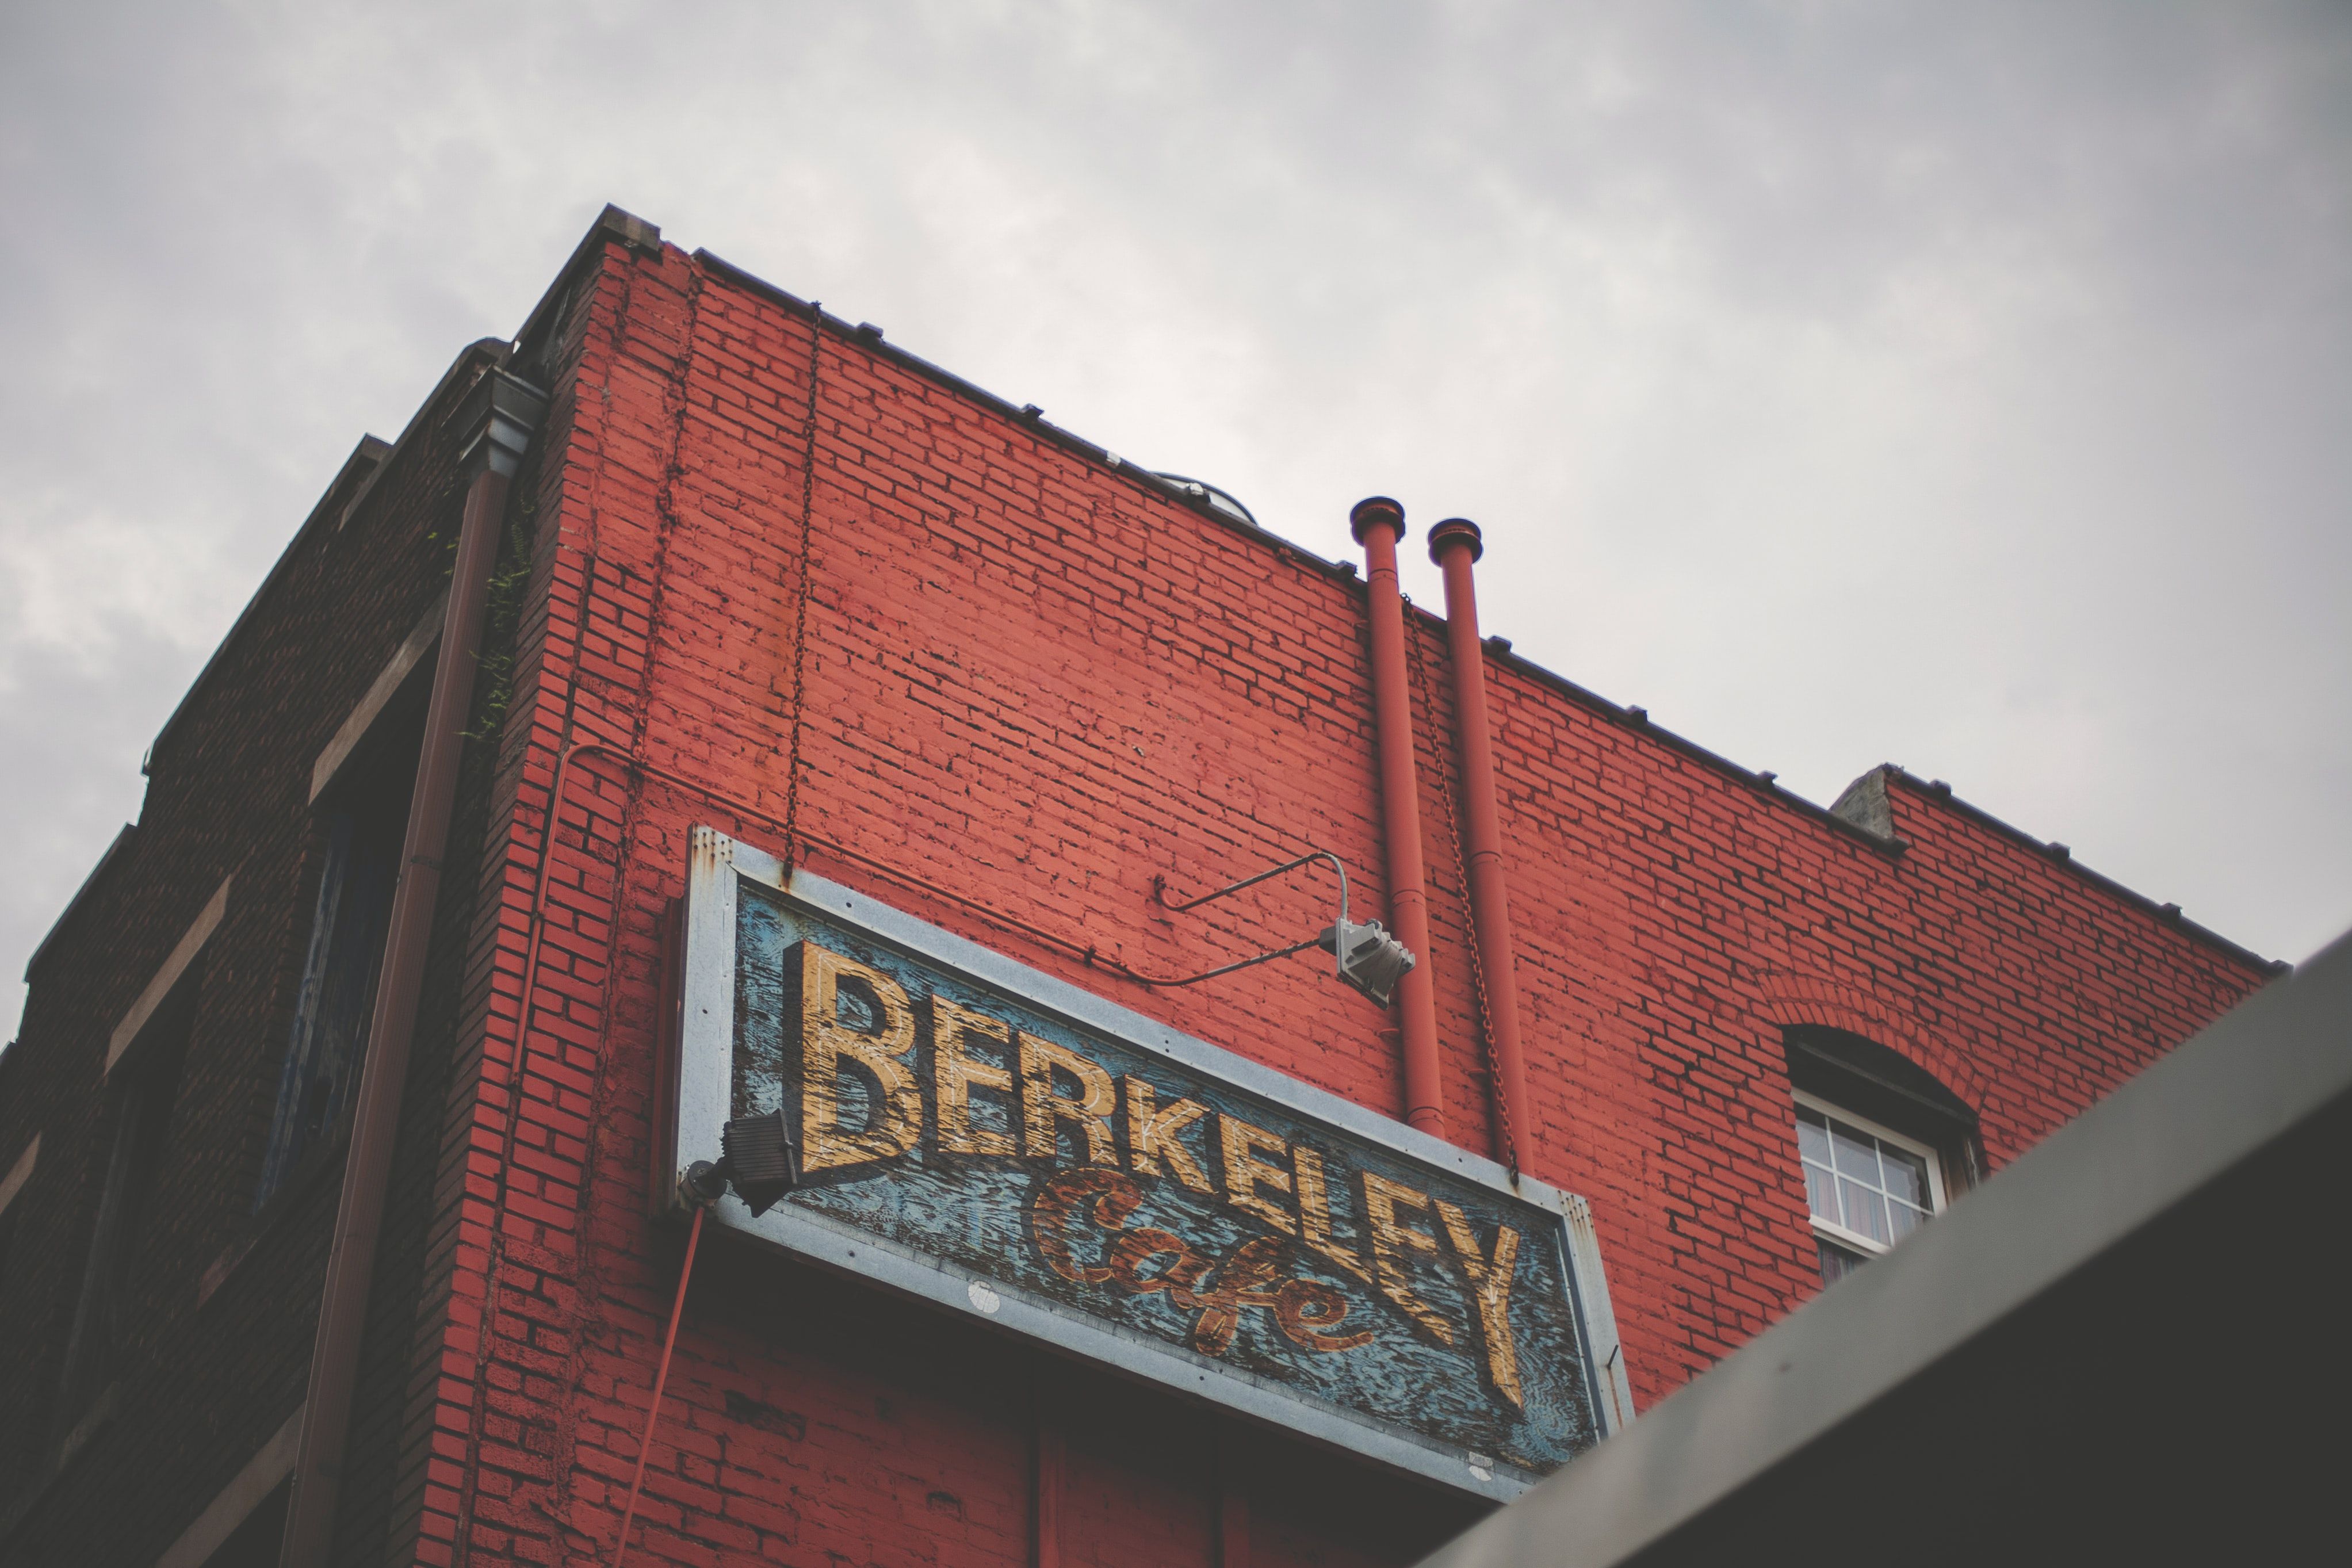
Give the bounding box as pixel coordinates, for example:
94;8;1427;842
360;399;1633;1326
1349;497;1447;1138
1427;519;1533;1175
280;369;547;1568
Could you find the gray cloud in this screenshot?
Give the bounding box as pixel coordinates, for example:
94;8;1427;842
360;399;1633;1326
4;1;2347;1038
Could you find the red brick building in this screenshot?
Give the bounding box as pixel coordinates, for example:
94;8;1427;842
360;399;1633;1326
0;205;2278;1568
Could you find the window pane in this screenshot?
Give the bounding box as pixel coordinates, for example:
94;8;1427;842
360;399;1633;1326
1818;1237;1866;1284
1881;1144;1931;1208
1839;1177;1890;1245
61;1012;190;1418
258;793;401;1210
1888;1199;1926;1241
1830;1120;1881;1184
1796;1107;1831;1169
1804;1161;1839;1225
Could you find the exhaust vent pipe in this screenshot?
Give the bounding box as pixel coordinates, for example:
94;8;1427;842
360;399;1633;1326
1428;519;1534;1174
1350;497;1447;1138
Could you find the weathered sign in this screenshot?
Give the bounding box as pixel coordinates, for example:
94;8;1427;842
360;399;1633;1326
671;828;1632;1497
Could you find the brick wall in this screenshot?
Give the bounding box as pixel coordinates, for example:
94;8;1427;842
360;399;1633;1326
0;209;2271;1568
407;229;2267;1566
0;342;515;1566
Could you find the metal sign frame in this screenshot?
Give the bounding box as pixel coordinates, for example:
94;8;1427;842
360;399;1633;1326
671;827;1634;1498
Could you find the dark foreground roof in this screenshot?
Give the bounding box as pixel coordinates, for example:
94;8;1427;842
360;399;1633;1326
1423;924;2351;1567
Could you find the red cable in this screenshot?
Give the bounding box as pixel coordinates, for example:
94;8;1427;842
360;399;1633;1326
609;1203;705;1567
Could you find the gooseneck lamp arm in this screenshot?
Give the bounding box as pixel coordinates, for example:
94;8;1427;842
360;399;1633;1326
1115;932;1328;989
1146;850;1417;1008
1135;850;1348;988
1157;848;1352;921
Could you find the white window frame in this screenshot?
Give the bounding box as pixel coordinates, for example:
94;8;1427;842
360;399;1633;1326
1793;1089;1949;1259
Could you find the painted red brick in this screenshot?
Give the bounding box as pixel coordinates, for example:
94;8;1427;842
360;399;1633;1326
404;231;2265;1565
0;212;2271;1568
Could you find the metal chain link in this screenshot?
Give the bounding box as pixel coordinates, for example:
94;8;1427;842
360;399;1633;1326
781;302;823;867
1402;594;1519;1181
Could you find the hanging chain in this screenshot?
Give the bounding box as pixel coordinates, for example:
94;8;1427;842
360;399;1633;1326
781;301;823;868
1403;595;1519;1181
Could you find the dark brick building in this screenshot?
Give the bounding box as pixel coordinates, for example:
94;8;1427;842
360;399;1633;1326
0;205;2278;1568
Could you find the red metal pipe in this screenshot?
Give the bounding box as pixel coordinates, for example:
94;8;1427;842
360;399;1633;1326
1427;518;1533;1174
1215;1422;1249;1568
1349;497;1447;1138
610;1204;707;1567
280;368;545;1568
1033;1380;1064;1568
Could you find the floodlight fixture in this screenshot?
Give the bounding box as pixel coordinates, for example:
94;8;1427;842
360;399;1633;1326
1148;848;1416;1010
1317;916;1417;1009
680;1107;799;1217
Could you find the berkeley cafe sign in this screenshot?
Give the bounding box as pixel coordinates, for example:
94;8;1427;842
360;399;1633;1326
668;828;1632;1498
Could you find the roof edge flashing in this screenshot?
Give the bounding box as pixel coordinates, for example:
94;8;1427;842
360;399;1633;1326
511;202;662;372
1885;767;2280;974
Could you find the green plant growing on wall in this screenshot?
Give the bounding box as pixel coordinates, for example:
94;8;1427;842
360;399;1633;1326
460;508;536;743
424;493;537;745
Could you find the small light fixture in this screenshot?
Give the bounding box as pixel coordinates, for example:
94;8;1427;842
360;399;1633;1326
680;1108;799;1217
1317;916;1416;1008
1149;849;1414;1011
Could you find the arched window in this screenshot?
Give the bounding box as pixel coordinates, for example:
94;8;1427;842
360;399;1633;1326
1783;1027;1980;1284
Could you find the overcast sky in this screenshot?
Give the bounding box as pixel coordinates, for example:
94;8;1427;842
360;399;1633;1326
3;2;2347;1041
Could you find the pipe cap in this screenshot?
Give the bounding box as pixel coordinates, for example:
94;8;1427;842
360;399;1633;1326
1348;496;1406;543
1427;517;1484;563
